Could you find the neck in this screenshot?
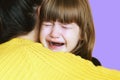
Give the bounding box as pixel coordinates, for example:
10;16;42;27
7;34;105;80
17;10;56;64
17;29;38;42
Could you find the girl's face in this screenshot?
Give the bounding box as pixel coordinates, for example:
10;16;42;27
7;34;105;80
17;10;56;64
40;21;81;52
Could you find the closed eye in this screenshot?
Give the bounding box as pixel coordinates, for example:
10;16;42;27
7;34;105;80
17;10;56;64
62;25;72;29
42;22;53;27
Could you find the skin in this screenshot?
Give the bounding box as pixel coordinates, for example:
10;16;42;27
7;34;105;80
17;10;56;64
18;6;40;42
40;21;82;52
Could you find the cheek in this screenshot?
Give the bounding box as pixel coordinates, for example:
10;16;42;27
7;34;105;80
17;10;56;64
40;29;50;42
64;31;80;51
67;34;79;45
72;31;80;45
64;30;80;41
39;30;49;47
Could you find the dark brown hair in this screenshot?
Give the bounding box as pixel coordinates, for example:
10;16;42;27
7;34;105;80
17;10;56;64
0;0;43;44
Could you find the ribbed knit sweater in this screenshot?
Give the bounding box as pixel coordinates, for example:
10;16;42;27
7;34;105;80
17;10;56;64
0;38;120;80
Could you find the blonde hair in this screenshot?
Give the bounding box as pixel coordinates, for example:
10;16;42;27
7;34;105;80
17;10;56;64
40;0;95;60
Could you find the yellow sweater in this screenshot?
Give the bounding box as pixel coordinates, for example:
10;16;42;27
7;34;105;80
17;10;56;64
0;38;120;80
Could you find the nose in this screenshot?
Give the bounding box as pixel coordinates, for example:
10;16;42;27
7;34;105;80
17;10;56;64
49;25;61;38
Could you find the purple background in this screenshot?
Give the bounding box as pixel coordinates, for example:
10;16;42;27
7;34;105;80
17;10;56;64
89;0;120;70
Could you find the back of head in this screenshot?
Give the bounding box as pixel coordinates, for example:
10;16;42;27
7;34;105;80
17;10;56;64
0;0;43;44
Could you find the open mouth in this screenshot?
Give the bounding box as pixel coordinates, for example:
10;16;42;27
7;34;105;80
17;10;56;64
49;41;64;47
